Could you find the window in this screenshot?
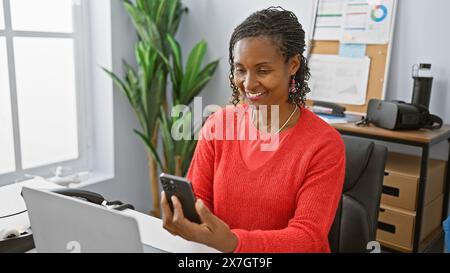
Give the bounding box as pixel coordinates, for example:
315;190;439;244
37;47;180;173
0;37;15;175
0;1;4;29
10;0;73;32
14;37;79;169
0;0;88;184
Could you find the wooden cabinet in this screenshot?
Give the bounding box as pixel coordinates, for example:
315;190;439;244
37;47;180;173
376;152;446;252
377;194;444;252
332;123;450;252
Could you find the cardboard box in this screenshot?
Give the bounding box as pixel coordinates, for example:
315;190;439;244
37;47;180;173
381;152;446;211
377;204;415;251
377;194;444;252
382;171;418;211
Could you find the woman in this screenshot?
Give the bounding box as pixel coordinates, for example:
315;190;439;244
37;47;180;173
161;6;345;253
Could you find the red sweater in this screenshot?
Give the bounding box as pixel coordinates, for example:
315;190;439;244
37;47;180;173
186;105;345;253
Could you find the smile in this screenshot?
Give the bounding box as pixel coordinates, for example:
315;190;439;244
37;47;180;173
245;91;267;100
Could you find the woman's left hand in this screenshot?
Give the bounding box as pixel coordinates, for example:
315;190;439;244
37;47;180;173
161;192;238;253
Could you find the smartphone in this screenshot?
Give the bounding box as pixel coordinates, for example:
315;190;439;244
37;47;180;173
160;173;201;224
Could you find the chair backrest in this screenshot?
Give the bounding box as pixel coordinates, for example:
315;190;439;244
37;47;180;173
328;135;387;253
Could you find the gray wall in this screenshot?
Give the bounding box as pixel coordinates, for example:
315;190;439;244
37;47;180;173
387;0;450;124
83;0;151;213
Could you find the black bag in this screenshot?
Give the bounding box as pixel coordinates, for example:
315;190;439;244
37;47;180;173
357;99;442;130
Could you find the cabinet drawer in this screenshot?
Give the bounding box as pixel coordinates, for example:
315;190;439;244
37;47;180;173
377;205;415;251
382;171;418;211
376;194;444;252
383;152;446;209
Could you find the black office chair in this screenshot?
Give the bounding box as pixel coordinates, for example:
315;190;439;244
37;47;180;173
328;135;388;253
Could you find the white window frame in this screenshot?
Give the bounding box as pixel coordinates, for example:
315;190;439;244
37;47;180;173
0;0;114;187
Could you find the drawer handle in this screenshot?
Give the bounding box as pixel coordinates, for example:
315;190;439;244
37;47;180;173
382;185;400;197
384;171;390;176
379;208;386;213
378;221;396;234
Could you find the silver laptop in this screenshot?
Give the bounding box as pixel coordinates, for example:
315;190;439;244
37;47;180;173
22;187;165;253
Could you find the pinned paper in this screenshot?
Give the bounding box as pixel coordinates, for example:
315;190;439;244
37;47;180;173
341;0;394;44
339;43;367;58
314;0;345;40
307;54;371;106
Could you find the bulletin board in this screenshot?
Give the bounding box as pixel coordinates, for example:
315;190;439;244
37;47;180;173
306;0;398;114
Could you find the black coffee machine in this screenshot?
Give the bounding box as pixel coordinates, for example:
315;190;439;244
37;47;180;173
411;63;433;109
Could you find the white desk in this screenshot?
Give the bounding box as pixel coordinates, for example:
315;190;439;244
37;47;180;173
123;210;219;253
0;178;218;253
0;178;61;237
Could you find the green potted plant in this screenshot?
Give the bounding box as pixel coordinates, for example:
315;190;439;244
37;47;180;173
103;0;218;217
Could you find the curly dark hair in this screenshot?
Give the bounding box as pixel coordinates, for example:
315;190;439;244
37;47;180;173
229;6;311;106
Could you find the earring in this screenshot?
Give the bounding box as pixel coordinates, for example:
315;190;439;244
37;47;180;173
289;76;297;94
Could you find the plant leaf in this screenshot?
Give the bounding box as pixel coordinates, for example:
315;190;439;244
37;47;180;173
182;60;219;104
183;76;212;105
146;66;165;137
160;106;175;174
181;139;198;176
124;2;150;42
155;0;167;33
134;129;163;171
180;41;207;100
102;67;132;106
166;34;183;102
197;59;219;83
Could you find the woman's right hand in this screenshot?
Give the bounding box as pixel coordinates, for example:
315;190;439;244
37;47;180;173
160;191;237;253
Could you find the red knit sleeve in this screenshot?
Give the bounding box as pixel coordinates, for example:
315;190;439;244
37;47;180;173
231;132;346;253
186;115;216;212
